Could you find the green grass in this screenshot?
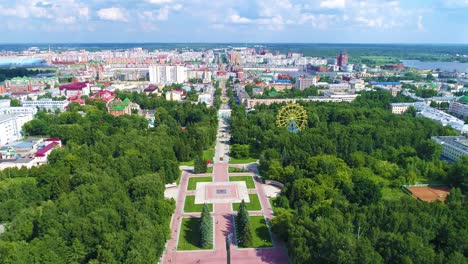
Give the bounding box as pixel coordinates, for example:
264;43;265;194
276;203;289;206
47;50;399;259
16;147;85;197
229;157;258;164
179;147;215;167
187;176;212;191
232;194;262;211
229;176;256;189
207;166;213;173
381;187;406;201
177;217;213;250
228;167;249;173
236;216;273;248
183;196;213;213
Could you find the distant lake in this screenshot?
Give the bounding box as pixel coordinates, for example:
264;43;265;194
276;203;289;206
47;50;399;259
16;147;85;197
401;59;468;72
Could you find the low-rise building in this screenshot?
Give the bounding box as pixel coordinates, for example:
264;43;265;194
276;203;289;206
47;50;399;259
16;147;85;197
90;90;115;105
59;82;91;97
165;90;183;101
22;98;69;112
107;98;140;116
449;99;468;118
0;106;37;116
391;103;415;114
432;136;468;162
295;77;317;90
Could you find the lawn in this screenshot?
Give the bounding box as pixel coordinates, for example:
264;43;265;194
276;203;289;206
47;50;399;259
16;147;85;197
207;166;213;173
232;194;262;211
381;187;406;201
229;176;256;189
179;147;215;166
183;195;213;213
228;167;249;173
229;157;258;164
177;217;213;250
187;176;212;191
236;215;273;248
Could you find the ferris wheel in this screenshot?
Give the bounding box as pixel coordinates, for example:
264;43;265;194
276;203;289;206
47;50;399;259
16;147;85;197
276;103;308;133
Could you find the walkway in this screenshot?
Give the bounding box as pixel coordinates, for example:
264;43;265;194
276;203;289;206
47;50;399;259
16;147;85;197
161;79;288;264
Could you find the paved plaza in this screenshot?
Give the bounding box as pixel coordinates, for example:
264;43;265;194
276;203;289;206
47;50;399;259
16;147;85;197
194;181;250;204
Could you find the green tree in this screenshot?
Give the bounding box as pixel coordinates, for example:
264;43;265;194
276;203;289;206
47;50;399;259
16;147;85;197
236;200;253;247
199;203;212;248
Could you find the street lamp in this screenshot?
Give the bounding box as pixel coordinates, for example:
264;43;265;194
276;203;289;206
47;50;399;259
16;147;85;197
226;233;232;264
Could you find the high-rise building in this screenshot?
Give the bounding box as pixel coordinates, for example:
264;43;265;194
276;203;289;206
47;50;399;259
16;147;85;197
148;65;187;84
228;51;242;65
337;51;348;67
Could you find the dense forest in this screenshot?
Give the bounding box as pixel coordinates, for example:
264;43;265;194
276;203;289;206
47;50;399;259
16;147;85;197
229;90;468;263
0;96;218;263
0;68;55;82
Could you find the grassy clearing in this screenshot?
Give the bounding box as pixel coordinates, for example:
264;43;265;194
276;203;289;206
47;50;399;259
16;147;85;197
187;176;212;191
229;176;256;189
228;167;249;173
236;215;273;248
183;195;213;213
232;194;261;211
177;217;213;250
229;157;258;164
179;147;215;167
381;187;406;201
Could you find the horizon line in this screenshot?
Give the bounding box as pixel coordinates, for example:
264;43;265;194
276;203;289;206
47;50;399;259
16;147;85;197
0;42;468;45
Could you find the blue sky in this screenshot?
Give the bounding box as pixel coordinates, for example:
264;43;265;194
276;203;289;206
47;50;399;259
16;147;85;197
0;0;467;43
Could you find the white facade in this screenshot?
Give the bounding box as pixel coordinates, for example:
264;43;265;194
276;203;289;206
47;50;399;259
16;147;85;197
22;99;69;112
0;99;10;108
0;114;32;146
449;101;468;118
149;65;187;85
432;136;468;162
165;90;182;101
0;107;37;116
391;103;415;114
296;77;317;90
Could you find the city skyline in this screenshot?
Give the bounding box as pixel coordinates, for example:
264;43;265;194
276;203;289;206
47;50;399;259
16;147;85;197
0;0;467;44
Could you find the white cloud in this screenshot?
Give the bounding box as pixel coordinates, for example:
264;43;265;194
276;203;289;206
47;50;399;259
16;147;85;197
147;0;173;4
230;14;252;24
320;0;346;9
97;7;128;22
56;17;76;24
417;15;425;32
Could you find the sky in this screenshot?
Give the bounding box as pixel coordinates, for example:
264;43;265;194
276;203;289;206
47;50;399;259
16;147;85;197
0;0;467;44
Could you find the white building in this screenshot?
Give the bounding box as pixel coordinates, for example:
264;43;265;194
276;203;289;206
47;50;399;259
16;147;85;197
432;136;468;162
449;101;468;118
0;114;33;146
296;77;317;90
0;99;10;108
149;65;187;85
391;103;416;114
165;90;183;101
0;107;37;116
22;99;69;112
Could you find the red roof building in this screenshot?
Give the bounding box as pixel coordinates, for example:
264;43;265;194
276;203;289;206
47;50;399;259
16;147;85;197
90;90;115;105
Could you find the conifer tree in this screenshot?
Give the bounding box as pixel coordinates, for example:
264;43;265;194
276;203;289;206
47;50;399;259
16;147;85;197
236;200;253;247
199;203;212;248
